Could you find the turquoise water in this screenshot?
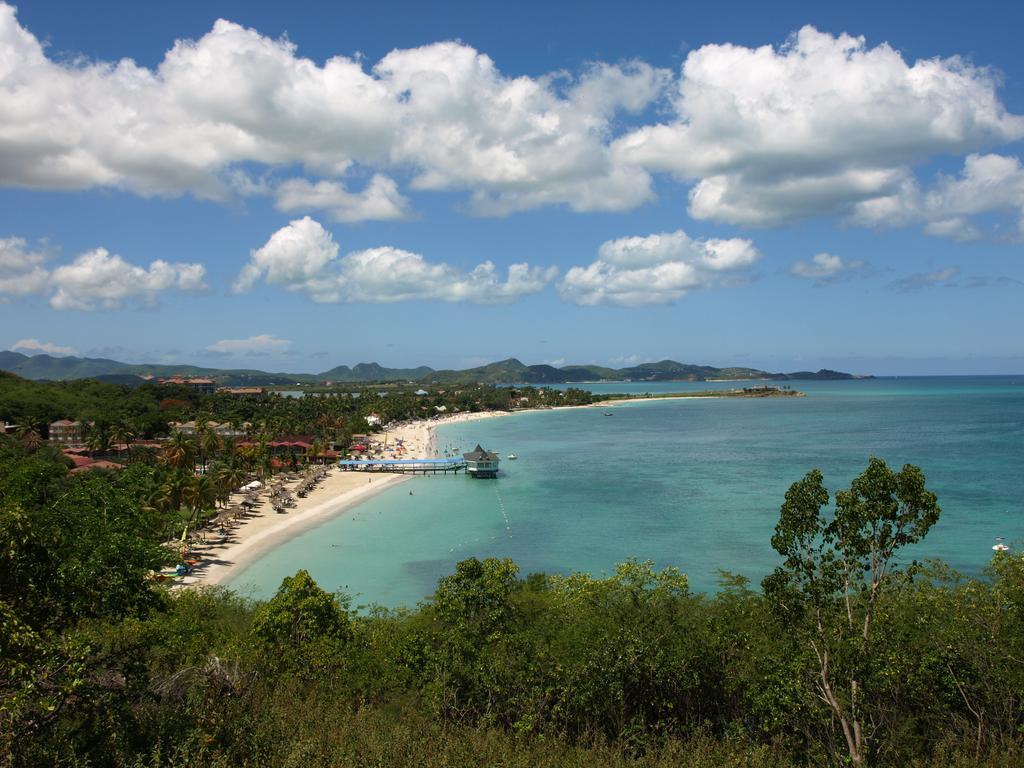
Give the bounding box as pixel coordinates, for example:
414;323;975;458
227;377;1024;608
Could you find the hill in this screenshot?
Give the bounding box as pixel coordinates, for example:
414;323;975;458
0;350;871;385
320;362;436;382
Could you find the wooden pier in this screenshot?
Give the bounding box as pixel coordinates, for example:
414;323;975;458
338;457;468;475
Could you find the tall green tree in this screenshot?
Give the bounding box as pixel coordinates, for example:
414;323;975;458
763;458;940;765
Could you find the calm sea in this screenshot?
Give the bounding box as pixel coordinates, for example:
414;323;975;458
227;377;1024;608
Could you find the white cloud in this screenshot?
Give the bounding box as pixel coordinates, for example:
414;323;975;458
10;338;78;356
0;236;49;299
275;174;411;222
0;5;666;215
559;229;759;306
1;235;207;310
3;7;1021;225
205;334;291;355
378;48;668;214
790;253;869;285
921;217;983;242
233;216;341;300
235;217;557;303
613;26;1024;225
337;247;556;303
889;266;960;292
851;154;1024;239
49;248;207;310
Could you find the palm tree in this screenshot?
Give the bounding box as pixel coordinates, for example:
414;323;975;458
16;425;43;453
183;475;219;527
133;445;158;467
208;465;231;508
213;464;246;498
160;472;192;515
236;443;258;476
161;431;196;471
258;448;274;483
310;438;326;465
110;422;136;461
84;424;111;459
197;421;222;474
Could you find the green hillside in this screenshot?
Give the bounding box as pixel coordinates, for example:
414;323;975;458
0;350;870;386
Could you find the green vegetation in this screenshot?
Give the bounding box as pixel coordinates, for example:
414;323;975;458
0;372;593;444
1;436;1021;767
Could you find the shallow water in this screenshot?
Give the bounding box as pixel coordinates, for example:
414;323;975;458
227;377;1024;608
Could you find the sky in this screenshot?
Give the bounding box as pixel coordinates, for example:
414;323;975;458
1;0;1022;376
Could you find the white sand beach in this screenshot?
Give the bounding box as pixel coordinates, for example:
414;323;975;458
178;410;510;588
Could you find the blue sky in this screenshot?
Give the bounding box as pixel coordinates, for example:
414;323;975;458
1;0;1022;375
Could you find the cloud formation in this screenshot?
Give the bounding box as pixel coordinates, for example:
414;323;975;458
790;253;870;286
205;334;291;355
614;26;1024;225
275;174;411;222
850;154;1024;240
0;236;49;300
235;217;557;303
10;338;78;356
3;6;1018;226
1;235;206;309
559;229;759;306
49;248;207;310
0;5;665;216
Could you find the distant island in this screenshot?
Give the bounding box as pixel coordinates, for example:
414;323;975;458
0;350;872;387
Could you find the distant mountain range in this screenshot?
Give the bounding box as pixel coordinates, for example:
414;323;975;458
0;350;871;386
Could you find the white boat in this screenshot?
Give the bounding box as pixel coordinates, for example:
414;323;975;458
993;537;1010;552
508;453;517;460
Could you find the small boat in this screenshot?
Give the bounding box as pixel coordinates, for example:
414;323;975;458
604;411;614;416
508;453;517;460
993;537;1010;553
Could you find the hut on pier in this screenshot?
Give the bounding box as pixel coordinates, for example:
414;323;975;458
463;444;500;479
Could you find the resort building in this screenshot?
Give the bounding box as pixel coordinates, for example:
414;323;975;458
169;421;248;439
213;422;248;439
49;419;84;444
463;444;500;478
366;412;383;427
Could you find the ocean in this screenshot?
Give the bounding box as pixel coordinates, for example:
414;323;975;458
226;377;1024;608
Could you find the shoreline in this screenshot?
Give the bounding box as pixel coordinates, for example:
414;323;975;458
179;410;511;589
177;473;408;588
179;396;752;590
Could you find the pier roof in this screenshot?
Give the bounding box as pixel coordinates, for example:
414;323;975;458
463;444;498;462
